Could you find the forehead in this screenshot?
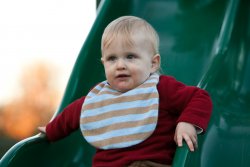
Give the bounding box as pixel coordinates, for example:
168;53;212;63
103;31;153;54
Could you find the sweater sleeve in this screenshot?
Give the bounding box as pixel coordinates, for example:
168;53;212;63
46;97;86;141
176;87;212;132
159;76;213;132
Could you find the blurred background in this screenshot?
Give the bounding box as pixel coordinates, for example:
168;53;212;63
0;0;96;158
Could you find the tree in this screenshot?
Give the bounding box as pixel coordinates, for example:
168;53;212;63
0;61;61;140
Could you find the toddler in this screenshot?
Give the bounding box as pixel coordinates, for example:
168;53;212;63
39;16;212;167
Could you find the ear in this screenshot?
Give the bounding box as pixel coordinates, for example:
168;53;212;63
101;57;104;64
150;54;160;73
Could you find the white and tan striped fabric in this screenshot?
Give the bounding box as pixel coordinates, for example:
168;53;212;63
80;73;159;149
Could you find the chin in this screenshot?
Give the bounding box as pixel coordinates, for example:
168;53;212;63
116;87;131;93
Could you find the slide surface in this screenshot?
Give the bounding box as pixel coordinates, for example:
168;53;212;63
1;0;249;166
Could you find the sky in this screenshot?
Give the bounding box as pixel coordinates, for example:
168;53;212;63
0;0;96;104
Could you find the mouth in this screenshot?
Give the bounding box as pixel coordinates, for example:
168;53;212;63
116;74;130;78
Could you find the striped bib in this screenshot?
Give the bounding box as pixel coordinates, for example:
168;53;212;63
80;73;159;149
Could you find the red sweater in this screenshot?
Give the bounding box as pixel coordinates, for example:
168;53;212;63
46;75;212;166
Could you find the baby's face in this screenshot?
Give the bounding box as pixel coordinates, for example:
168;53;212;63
101;32;159;92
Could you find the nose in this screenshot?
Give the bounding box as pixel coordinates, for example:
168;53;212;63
116;59;126;70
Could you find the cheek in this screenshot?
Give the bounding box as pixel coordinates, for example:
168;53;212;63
133;66;150;80
103;63;110;72
104;65;113;78
138;62;152;73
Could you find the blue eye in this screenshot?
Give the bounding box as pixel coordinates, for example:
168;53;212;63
107;55;116;61
127;54;135;59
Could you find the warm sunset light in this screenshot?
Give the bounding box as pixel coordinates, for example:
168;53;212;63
0;0;95;158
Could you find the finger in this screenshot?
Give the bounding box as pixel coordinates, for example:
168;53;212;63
182;133;195;151
191;135;198;150
194;141;198;150
38;127;46;133
176;133;183;147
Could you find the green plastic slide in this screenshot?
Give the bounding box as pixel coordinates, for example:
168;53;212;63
1;0;249;166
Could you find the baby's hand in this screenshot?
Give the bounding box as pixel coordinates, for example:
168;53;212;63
174;122;197;152
38;126;46;134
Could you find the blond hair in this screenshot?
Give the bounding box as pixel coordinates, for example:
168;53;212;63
101;16;159;55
